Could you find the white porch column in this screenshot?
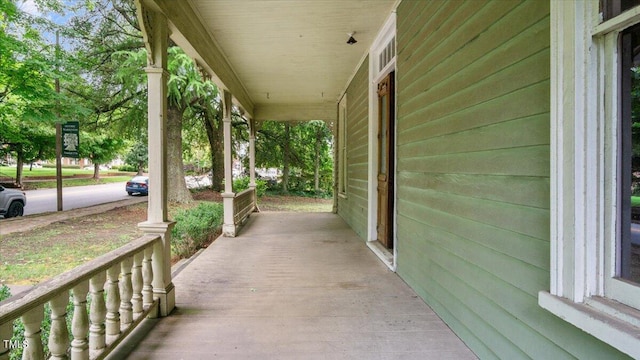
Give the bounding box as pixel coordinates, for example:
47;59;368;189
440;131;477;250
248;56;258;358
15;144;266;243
135;2;175;317
248;117;257;211
249;118;256;187
222;90;236;237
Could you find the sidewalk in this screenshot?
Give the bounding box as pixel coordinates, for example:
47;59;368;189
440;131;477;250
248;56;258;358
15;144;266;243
0;197;148;236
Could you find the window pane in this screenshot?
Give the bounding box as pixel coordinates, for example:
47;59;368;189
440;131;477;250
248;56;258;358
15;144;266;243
379;94;387;174
621;25;640;283
602;0;640;21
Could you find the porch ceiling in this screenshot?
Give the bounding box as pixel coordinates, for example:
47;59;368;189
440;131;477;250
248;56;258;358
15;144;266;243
143;0;396;122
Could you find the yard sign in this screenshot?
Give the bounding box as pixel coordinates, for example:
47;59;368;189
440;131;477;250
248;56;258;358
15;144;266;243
62;121;79;158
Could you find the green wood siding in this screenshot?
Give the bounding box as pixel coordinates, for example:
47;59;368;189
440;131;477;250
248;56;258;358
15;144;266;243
337;56;368;239
395;1;629;359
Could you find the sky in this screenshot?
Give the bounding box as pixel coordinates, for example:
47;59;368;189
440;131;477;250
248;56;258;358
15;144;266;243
17;0;40;16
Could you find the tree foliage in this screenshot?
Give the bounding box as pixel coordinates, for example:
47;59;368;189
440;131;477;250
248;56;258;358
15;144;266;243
256;120;333;195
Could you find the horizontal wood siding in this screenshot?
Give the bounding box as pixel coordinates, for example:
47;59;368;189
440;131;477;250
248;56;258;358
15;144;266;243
396;1;629;359
337;56;368;239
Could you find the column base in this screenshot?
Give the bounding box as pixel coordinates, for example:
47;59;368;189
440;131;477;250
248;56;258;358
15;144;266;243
138;221;176;317
223;223;236;237
152;282;175;317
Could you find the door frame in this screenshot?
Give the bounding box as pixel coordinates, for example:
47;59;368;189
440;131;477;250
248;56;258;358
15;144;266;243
367;12;396;270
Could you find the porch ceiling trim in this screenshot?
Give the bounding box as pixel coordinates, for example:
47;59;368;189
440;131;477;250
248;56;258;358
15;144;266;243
254;103;336;122
143;0;254;117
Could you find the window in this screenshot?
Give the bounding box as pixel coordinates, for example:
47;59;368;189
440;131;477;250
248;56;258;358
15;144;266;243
539;1;640;358
619;24;640;284
338;95;347;196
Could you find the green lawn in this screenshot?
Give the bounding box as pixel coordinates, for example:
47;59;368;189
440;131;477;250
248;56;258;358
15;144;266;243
0;166;130;178
633;196;640;207
0;166;135;189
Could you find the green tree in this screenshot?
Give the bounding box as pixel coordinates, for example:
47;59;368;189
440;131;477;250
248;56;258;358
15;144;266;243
78;132;125;179
125;140;148;175
0;0;85;185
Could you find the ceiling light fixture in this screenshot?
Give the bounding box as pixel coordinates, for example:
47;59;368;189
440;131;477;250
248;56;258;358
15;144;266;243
346;32;357;45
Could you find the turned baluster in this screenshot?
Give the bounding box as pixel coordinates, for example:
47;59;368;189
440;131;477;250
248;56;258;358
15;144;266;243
142;246;154;309
71;283;89;360
119;257;133;327
0;321;12;360
48;292;70;359
105;264;121;337
89;273;106;352
22;306;44;359
131;252;143;317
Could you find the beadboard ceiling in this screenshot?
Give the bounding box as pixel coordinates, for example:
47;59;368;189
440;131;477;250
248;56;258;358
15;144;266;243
146;0;396;121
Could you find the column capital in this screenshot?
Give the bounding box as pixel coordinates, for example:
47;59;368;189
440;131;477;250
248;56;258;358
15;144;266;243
138;221;176;234
144;67;169;76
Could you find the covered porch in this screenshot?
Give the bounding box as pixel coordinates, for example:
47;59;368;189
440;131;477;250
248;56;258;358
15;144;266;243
109;212;475;359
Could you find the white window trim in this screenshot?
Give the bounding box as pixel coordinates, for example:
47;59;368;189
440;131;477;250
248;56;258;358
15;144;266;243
539;1;640;357
338;94;348;198
367;10;396;271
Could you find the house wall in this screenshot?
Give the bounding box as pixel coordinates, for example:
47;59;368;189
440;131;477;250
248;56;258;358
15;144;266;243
391;1;628;359
337;56;369;239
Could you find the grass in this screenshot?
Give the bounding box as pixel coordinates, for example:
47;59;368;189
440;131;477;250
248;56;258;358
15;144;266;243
258;194;332;212
0;203;149;285
633;196;640;207
0;166;96;178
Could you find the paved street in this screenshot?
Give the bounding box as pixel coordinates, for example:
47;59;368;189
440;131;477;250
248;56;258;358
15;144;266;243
22;181;135;216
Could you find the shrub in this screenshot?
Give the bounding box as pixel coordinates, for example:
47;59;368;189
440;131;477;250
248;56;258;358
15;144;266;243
115;164;140;172
171;202;223;258
232;177;267;197
42;164;82;169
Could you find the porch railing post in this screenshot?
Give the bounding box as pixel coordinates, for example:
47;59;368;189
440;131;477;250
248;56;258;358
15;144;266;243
222;90;236;237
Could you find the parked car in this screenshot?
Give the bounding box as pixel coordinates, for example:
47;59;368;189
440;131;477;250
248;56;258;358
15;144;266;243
0;185;26;218
126;176;149;196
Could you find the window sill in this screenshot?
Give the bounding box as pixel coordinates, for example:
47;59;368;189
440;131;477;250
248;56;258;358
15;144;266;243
338;193;348;199
538;291;640;358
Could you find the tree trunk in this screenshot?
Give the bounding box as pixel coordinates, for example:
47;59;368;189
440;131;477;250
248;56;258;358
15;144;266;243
167;104;193;203
15;145;24;187
282;123;290;193
203;108;224;192
93;163;100;180
314;127;321;192
137;162;144;176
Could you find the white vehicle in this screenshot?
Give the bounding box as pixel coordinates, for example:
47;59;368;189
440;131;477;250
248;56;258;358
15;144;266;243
0;185;26;218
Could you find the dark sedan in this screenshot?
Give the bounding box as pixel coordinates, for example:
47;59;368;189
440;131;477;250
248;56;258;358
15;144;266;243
126;176;149;196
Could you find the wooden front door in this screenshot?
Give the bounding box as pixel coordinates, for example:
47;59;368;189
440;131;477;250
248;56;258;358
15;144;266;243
377;72;394;249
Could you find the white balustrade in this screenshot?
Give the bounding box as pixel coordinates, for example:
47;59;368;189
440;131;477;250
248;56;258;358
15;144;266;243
71;282;90;360
119;257;133;327
131;253;143;317
22;306;44;359
89;273;106;352
0;235;162;360
48;292;70;359
142;247;154;310
106;264;121;338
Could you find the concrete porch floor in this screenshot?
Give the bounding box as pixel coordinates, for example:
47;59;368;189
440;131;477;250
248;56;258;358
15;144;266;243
111;212;477;359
